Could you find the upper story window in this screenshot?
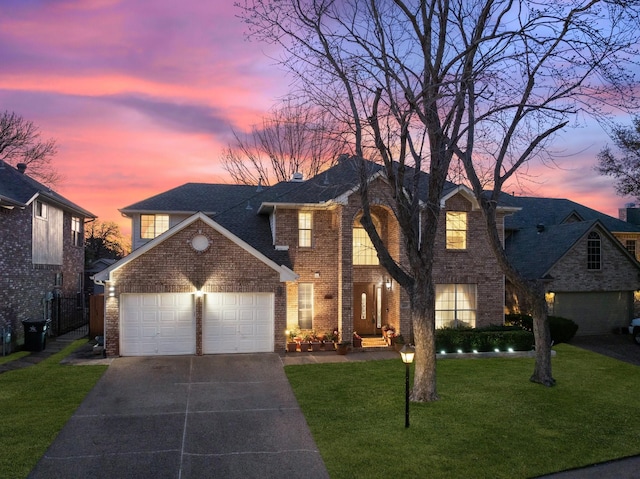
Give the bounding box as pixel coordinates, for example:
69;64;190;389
353;214;380;265
35;200;47;219
625;239;636;259
446;211;467;250
587;232;601;270
71;216;82;246
141;214;169;239
298;212;312;248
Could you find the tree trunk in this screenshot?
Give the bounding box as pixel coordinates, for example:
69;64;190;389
408;280;439;402
527;286;556;386
480;199;555;387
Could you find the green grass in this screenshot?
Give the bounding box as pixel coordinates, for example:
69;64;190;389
0;340;108;479
0;350;29;365
285;344;640;479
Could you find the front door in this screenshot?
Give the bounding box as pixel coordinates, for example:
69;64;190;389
353;283;377;335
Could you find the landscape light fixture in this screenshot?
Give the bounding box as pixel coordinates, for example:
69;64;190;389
400;344;415;428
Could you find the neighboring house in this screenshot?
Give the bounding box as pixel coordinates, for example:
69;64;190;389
501;194;640;335
85;258;117;295
0;161;96;343
94;157;511;357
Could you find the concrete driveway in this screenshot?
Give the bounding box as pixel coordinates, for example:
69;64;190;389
569;333;640;367
28;354;329;479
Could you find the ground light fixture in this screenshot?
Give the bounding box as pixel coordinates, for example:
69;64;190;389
400;344;415;428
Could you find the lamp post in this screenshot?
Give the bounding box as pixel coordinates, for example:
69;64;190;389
400;344;415;428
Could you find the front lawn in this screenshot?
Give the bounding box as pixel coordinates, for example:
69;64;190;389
285;344;640;479
0;340;108;479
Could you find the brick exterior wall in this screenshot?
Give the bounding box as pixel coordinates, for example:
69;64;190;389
0;202;86;346
276;178;504;343
547;226;639;292
104;220;285;356
434;195;506;327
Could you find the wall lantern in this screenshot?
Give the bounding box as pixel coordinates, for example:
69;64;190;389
195;289;203;298
108;285;115;298
385;277;392;290
400;344;415;428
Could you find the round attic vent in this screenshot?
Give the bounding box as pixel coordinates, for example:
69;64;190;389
190;233;210;252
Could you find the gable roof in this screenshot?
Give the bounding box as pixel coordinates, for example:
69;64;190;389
118;157;487;265
0;160;95;217
93;212;298;283
506;220;599;279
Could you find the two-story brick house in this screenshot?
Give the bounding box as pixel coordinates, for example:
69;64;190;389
94;157;509;357
0;161;95;345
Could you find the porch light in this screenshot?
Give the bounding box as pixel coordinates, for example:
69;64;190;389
195;289;203;298
400;344;415;428
108;285;115;298
385;277;392;290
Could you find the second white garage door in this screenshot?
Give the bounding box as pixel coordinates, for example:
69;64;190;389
120;293;196;356
203;293;274;354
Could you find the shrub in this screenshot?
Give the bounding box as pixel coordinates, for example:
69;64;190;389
505;313;579;344
548;316;579;344
435;326;534;353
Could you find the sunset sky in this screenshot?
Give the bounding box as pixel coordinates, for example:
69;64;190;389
0;0;635;236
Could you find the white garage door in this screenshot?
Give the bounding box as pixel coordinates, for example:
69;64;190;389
120;293;196;356
203;293;274;354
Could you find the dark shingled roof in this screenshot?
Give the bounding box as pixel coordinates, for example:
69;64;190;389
505;220;597;279
501;193;640;280
0;160;95;217
501;194;640;233
120;157;454;267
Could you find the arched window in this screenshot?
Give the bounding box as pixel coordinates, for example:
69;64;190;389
353;214;381;265
587;232;601;270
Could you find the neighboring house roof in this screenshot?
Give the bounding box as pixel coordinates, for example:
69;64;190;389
93;212;298;283
0;160;96;217
500;194;640;234
505;220;600;279
502;194;640;280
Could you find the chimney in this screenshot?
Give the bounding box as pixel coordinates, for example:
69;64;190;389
620;204;640;225
16;163;27;174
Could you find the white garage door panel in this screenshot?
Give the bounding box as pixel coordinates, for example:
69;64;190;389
120;293;196;356
204;293;274;354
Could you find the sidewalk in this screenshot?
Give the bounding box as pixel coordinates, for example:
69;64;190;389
0;333;112;375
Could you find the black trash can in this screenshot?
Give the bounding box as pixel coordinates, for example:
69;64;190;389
22;319;50;352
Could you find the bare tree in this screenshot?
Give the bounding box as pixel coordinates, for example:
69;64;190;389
596;116;640;200
85;221;131;265
222;98;352;185
0;111;60;185
239;0;640;399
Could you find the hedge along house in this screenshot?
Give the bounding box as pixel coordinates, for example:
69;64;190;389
94;157;509;357
502;194;640;335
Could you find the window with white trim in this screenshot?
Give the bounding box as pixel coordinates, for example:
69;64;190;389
35;200;47;219
587;232;601;270
353;214;380;265
140;214;169;239
72;216;82;246
435;284;477;328
446;211;467;250
298;212;312;247
298;283;313;329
